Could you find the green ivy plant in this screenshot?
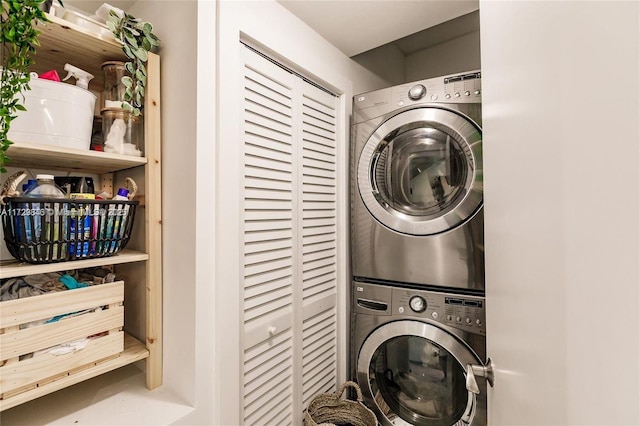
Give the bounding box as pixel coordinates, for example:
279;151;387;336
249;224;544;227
106;10;159;116
0;0;48;173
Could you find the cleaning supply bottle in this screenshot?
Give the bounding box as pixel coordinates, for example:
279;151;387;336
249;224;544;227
62;63;94;90
108;188;130;252
24;174;66;260
15;179;37;245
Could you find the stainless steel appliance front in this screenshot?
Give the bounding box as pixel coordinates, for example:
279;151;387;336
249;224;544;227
351;71;484;292
352;281;487;426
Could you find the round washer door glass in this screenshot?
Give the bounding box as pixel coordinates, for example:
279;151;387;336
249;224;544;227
357;321;481;426
358;107;482;235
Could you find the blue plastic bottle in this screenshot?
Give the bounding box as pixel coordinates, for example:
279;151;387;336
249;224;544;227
16;179;37;242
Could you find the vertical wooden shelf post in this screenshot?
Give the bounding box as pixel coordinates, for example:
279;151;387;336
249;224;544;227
145;52;163;389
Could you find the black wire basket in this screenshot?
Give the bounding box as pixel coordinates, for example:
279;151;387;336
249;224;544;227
1;197;138;264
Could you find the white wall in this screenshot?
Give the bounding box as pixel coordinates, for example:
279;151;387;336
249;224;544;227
351;43;406;86
350;23;480;87
481;1;640;424
405;30;480;81
128;0;199;409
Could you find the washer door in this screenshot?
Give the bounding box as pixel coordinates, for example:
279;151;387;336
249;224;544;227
357;320;481;426
357;107;482;235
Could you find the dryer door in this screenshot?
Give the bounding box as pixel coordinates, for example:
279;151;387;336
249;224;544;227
358;107;482;235
357;320;485;426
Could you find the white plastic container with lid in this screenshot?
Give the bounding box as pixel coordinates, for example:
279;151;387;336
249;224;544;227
8;66;96;151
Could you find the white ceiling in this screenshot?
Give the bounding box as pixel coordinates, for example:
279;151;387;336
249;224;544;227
277;0;479;57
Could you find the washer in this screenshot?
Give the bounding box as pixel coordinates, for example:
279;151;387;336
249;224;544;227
351;71;483;293
352;281;487;426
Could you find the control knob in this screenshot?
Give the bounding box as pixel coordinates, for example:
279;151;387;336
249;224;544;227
408;84;427;101
409;296;427;313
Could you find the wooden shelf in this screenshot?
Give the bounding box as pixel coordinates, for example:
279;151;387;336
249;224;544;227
0;249;149;279
0;333;149;412
32;14;127;91
0;9;164;409
6;141;147;174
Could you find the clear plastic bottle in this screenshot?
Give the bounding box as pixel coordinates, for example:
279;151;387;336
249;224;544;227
24;174;66;260
23;174;66;198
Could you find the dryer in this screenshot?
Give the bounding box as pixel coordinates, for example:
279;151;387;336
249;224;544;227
351;71;483;293
352;281;488;426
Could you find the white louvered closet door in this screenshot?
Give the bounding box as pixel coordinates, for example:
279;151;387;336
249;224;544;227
297;84;338;412
241;45;339;426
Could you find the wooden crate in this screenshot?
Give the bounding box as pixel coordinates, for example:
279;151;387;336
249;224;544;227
0;281;124;401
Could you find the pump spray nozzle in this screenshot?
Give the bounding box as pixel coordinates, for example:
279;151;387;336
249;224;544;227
62;63;94;90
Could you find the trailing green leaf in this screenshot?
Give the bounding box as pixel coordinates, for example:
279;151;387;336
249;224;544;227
1;0;48;172
107;10;159;116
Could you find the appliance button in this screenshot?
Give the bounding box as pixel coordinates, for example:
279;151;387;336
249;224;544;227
397;100;404;107
408;84;427;100
456;316;462;322
431;312;438;319
398;307;405;314
464;91;471;96
465;318;472;325
409;296;427;313
476;319;483;326
446;315;453;321
474;89;481;95
454;92;461;98
445;93;451;100
430;94;438;101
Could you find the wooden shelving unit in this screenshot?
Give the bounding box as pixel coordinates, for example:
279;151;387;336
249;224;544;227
0;12;162;409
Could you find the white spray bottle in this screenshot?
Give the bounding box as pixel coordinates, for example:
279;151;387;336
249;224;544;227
62;63;94;89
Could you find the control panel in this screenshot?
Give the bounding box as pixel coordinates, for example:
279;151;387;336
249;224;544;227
353;281;486;335
393;71;481;108
352;70;481;124
393;287;486;336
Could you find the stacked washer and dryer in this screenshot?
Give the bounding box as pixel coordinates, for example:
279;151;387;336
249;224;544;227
350;71;490;426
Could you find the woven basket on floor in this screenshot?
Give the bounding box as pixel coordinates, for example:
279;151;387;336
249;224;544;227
304;381;377;426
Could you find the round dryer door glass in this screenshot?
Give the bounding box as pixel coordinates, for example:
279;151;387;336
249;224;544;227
369;336;468;426
358;107;482;235
356;321;484;426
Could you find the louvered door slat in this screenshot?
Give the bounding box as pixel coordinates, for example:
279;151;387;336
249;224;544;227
302;139;336;156
245;178;292;193
244;96;293;128
245;84;292;116
303;240;335;254
302;233;335;246
303;113;335;133
245;143;293;164
244;275;291;300
245;238;292;255
303;131;336;148
245;123;293;146
303;93;336;117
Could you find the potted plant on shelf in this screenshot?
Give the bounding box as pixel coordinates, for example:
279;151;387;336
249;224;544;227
105;8;159;116
0;0;48;173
